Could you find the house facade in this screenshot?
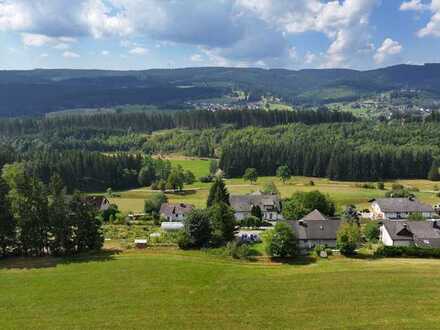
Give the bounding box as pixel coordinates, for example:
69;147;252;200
84;195;111;211
371;198;436;220
159;203;194;222
229;192;283;221
380;220;440;248
289;210;341;251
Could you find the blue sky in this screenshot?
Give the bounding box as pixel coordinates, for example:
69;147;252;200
0;0;439;70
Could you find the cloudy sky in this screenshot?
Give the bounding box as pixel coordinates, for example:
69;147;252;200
0;0;439;70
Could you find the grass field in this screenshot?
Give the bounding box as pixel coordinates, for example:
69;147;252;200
2;250;440;329
110;170;440;213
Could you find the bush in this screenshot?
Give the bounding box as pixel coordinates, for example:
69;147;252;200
337;223;361;256
264;222;298;258
363;222;380;242
313;244;325;257
199;175;213;183
375;245;440;258
241;216;262;228
227;241;251;259
177;231;192;249
377;182;385;190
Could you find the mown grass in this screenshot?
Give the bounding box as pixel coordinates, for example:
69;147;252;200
110;174;440;213
2;250;440;329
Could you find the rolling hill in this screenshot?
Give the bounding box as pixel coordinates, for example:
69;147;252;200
1;63;440;117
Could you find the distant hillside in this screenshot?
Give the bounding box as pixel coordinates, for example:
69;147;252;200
1;64;440;117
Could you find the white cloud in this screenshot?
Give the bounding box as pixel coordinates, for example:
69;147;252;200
129;47;148;55
53;43;71;50
1;0;380;68
21;33;77;49
400;0;430;11
101;50;110;55
416;0;440;37
190;54;204;62
40;53;49;58
374;38;402;63
63;51;80;58
304;51;317;64
0;1;31;30
21;33;53;47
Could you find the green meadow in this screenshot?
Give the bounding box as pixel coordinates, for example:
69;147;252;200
2;250;440;329
109;157;440;213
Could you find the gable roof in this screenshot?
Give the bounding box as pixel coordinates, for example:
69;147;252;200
230;194;281;213
84;195;109;209
290;219;341;240
382;220;440;247
374;198;434;213
160;203;194;216
301;209;328;221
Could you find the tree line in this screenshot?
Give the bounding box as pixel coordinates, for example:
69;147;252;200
0;164;102;257
0;108;356;136
219;123;440;180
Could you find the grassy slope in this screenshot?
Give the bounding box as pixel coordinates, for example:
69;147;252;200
110;174;440;213
2;251;440;329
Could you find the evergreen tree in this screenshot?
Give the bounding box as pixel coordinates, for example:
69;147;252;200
69;192;103;253
48;174;73;256
209;202;236;243
0;177;15;256
428;160;440;181
207;177;230;207
251;205;263;220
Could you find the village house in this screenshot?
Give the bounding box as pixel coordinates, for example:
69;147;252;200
289;210;341;251
159;203;194;222
380;220;440;248
229;192;283;221
84;195;111;212
371;198;436;220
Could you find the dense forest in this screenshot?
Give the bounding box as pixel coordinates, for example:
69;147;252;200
1;109;440;191
3;64;440;116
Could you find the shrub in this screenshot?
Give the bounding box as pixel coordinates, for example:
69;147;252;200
313;244;326;257
264;222;297;258
241;216;262;228
199;175;213;183
391;183;404;190
337;223;361;256
363;222;380;242
375;245;440;258
177;231;192;249
377;182;385;190
227;241;251;259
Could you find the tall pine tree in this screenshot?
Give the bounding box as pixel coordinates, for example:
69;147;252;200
207;177;230;207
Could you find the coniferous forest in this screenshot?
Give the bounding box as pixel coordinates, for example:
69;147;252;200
0;108;440;193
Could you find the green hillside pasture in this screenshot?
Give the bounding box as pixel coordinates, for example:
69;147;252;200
2;252;440;329
109;176;440;213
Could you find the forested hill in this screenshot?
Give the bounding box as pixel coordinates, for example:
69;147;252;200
2;63;440;117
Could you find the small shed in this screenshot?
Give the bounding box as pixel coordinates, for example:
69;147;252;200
134;239;148;249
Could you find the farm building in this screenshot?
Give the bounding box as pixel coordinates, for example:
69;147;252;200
371;198;436;220
289;210;341;251
380;220;440;248
159;203;194;222
229;191;283;221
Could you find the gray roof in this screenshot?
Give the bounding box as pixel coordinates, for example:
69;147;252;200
289;219;341;240
382;220;440;248
301;209;328;221
230;194;281;213
160;203;194;216
374;198;434;213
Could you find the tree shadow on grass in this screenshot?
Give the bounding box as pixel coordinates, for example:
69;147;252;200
166;189;197;196
252;255;318;265
0;248;122;270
